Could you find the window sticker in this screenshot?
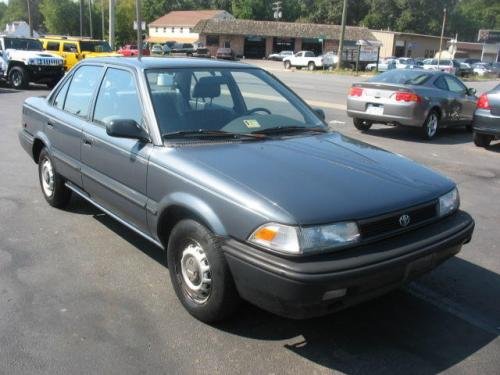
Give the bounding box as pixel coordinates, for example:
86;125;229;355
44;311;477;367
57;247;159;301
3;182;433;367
243;119;261;128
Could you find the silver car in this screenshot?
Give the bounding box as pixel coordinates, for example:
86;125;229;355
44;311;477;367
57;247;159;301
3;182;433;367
346;69;477;139
472;84;500;147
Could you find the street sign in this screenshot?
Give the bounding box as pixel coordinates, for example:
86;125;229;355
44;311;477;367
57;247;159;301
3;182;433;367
133;21;146;31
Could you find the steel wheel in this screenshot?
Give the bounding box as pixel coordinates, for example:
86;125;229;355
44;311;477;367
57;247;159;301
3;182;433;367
40;157;55;198
179;241;212;304
11;70;22;87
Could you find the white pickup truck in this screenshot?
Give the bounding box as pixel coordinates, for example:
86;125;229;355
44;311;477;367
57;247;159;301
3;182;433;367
283;51;326;71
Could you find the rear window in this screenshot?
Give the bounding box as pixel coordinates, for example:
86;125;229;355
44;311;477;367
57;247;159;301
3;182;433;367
369;70;432;85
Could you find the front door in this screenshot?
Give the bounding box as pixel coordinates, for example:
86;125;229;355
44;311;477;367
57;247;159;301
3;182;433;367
62;42;79;71
443;75;476;124
81;67;152;233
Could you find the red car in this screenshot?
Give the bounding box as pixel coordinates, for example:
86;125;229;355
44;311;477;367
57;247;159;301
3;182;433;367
118;44;150;57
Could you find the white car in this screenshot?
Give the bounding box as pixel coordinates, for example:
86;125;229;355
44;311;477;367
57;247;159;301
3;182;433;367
422;59;458;75
366;58;396;72
283;51;325;70
267;50;293;61
472;63;493;76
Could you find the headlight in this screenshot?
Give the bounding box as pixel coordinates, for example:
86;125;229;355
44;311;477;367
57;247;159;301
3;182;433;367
438;188;459;217
248;221;360;255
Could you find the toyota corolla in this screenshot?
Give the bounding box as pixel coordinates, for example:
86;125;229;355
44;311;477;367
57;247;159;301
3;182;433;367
19;58;474;322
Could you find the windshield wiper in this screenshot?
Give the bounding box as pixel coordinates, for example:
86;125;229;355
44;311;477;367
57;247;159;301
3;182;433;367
162;129;266;140
250;126;328;135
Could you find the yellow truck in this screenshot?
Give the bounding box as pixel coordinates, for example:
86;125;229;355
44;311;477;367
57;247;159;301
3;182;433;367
39;36;122;71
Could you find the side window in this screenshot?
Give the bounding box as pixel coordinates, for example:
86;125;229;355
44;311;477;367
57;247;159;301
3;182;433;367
190;71;234;110
63;43;77;52
434;76;448;91
444;76;466;94
93;68;143;126
64;65;102;117
53;78;70;109
46;41;60;51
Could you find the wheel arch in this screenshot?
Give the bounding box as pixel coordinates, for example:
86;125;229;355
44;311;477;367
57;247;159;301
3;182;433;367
155;193;227;248
7;61;25;72
31;132;51;163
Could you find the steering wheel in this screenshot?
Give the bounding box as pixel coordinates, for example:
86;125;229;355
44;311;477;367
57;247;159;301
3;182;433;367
246;107;271;115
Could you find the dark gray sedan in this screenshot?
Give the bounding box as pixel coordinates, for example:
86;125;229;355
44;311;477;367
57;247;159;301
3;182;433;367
347;69;477;139
19;58;474;322
473;84;500;147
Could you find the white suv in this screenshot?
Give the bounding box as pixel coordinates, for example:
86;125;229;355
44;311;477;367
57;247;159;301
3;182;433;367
422;59;458;75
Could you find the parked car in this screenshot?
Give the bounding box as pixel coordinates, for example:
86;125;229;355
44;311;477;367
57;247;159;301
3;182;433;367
1;35;65;89
472;63;494;77
320;52;338;69
215;47;235;60
395;57;417;69
267;50;294;61
171;43;195;55
118;44;150;57
283;51;327;70
191;43;210;58
422;59;459;75
19;57;474;323
472;84;500;147
457;62;473;77
150;44;164;55
347;69;477;139
490;62;500;77
39;36;121;71
366;58;396;72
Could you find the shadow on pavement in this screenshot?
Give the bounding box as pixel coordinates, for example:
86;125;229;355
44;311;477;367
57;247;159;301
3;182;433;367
365;125;473;145
68;195;499;373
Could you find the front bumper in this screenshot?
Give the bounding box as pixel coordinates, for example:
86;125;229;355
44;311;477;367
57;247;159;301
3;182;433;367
473;109;500;136
223;210;474;319
26;65;65;82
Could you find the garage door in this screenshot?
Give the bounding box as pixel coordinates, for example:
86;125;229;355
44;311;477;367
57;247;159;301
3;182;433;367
244;36;266;58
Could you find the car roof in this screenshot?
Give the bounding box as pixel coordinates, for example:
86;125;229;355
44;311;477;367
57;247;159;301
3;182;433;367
79;56;252;70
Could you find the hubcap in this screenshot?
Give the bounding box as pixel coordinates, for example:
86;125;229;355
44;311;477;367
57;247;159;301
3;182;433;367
427;114;438;137
41;158;55;197
179;242;211;304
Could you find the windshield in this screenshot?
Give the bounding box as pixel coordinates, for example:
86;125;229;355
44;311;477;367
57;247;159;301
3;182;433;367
79;41;112;52
369;69;432;85
4;37;43;51
146;68;324;139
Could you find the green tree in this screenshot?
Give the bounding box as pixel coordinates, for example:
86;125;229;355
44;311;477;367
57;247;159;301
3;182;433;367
40;0;80;35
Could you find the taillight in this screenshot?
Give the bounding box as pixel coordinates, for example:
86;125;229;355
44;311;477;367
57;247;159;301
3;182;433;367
477;93;491;110
349;87;363;97
394;91;422;103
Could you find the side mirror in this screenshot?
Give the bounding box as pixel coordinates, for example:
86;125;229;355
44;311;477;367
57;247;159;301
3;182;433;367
105;119;149;141
467;88;477;97
313;108;326;121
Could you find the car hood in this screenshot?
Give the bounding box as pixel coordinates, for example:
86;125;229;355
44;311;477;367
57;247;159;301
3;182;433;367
174;132;455;225
5;49;63;61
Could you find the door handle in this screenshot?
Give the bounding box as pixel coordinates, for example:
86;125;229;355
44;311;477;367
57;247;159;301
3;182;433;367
83;138;93;146
47;121;54;128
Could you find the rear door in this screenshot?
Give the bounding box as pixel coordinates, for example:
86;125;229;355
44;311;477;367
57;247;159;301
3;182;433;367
81;67;152;233
62;42;79;70
45;65;103;185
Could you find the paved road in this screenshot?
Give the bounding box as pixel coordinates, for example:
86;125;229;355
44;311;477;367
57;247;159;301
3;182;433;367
1;68;499;374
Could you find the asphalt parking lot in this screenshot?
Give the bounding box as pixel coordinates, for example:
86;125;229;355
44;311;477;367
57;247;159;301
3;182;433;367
1;65;499;374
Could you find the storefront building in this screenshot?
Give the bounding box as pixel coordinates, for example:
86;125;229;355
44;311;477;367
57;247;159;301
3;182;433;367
192;19;375;59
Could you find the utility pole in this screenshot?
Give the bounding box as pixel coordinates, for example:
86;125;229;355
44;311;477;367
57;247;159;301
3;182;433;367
109;0;115;49
89;0;93;39
272;1;282;21
136;0;142;58
80;0;83;37
101;0;105;40
336;0;347;70
26;0;33;37
437;7;447;67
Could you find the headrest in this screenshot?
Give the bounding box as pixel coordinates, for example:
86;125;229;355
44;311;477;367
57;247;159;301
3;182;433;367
192;76;221;99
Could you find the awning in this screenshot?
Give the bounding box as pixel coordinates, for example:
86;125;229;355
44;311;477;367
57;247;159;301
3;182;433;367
146;36;198;43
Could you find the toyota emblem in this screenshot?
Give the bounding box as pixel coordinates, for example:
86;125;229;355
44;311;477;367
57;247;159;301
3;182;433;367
399;214;411;227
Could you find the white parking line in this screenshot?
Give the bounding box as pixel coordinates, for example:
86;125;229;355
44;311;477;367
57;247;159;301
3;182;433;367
407;282;500;336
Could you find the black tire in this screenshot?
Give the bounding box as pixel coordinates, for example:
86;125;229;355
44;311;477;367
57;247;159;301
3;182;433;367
353;118;373;132
465;123;472;132
308;62;315;71
422;110;440;140
38;148;71;208
284;60;291;70
8;65;30;89
473;132;493;148
167;219;241;323
46;75;63;89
